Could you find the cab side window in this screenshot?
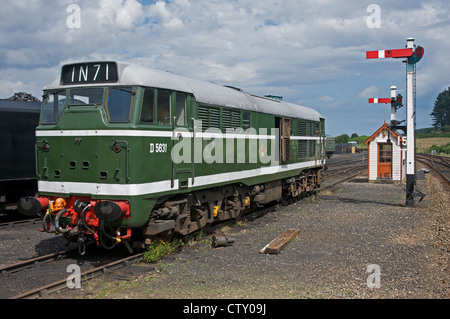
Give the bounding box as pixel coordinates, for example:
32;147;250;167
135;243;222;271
141;88;182;125
141;88;155;123
157;89;171;125
175;92;187;126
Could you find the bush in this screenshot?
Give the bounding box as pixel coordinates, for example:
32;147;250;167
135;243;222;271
335;134;350;144
427;142;450;155
351;135;370;150
143;239;184;263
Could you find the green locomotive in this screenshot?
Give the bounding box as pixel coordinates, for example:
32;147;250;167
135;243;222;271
325;135;336;158
18;61;326;252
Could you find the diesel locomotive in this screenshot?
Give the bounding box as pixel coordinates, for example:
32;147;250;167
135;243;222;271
18;61;326;253
325;135;336;158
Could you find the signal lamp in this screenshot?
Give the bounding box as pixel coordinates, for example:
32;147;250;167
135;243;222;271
396;94;403;106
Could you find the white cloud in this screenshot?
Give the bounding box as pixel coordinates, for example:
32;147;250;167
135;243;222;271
359;86;379;99
0;80;25;98
98;0;145;29
4;49;32;66
0;0;448;135
148;1;172;20
320;95;334;102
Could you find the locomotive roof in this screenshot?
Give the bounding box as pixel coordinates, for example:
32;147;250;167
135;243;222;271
47;61;323;121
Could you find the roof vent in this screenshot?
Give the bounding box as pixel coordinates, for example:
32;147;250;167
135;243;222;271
224;85;243;92
264;95;283;101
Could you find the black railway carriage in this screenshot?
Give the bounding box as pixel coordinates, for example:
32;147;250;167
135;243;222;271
0;98;40;215
18;61;326;252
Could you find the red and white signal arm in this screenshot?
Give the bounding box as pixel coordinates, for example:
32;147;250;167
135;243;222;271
368;98;391;104
366;46;424;64
366;48;413;59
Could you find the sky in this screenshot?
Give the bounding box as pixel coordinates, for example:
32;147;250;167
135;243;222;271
1;0;449;137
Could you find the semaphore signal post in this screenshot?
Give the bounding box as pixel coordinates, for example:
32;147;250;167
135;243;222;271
368;85;404;128
366;37;424;206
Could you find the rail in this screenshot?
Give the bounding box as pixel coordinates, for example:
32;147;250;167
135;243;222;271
416;153;450;187
9;253;143;299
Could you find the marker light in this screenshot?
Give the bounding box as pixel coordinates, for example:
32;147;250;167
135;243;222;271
113;143;121;153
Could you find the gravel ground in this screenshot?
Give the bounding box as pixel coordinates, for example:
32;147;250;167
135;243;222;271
0;222;133;299
50;166;449;300
0;221;71;268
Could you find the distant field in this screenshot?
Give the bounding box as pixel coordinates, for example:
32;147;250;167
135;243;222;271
416;137;450;156
333;131;450;154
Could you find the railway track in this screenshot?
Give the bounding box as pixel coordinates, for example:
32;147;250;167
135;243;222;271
0;247;78;276
9;253;144;299
5;155;367;299
324;164;367;179
323;152;368;180
416;153;450;187
2;242;137;299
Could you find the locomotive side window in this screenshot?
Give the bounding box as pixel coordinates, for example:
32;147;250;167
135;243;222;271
157;89;171;125
314;122;320;136
106;87;133;122
243;111;251;130
41;90;67;124
175;92;187;126
141;88;155;123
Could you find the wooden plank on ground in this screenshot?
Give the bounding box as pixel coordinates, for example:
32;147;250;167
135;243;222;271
259;228;300;254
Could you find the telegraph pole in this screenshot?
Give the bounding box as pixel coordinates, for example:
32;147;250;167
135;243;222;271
366;37;424;206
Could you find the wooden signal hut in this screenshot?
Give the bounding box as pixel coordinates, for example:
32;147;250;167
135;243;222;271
365;123;406;182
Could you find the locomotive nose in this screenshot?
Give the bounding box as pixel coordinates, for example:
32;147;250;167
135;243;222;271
17;196;49;216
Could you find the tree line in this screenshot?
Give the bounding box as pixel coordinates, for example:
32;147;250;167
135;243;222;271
431;86;450;131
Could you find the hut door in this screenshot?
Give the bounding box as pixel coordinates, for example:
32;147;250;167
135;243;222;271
377;143;392;179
